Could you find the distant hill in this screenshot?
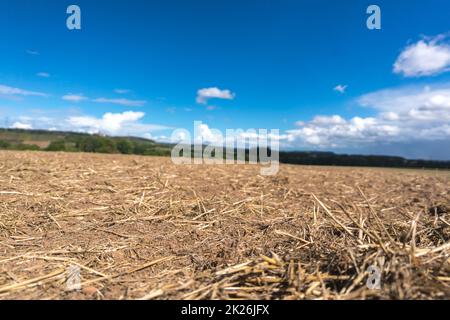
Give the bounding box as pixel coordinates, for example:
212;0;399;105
0;128;173;156
0;128;449;169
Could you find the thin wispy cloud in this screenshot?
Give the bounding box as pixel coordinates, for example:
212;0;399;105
36;72;50;78
60;94;146;107
114;89;131;94
196;87;235;105
93;98;146;107
394;34;450;77
62;94;88;103
0;84;47;97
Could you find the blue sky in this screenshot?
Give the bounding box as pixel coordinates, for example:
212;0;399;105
1;0;450;159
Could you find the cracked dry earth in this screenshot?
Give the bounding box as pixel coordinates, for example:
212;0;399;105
0;151;449;300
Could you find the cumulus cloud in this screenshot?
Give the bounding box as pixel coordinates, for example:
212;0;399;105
67;111;147;134
177;122;285;148
11;122;32;130
358;83;450;121
0;84;47;97
93;98;146;107
311;115;347;125
394;34;450;77
287;116;400;147
62;94;88;103
380;112;400;121
5;110;170;139
195;123;223;143
65;111;171;136
286;83;450;150
333;85;348;94
196;87;235;104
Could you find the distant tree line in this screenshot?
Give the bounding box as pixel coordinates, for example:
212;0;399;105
46;135;172;156
278;151;450;169
0;128;449;169
175;146;450;169
0;132;172;157
0;140;40;151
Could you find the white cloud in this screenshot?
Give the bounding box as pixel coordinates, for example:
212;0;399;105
358;83;450;120
62;94;88;103
311;115;347;125
5;109;171;138
333;85;348;94
93;98;146;107
61;94;145;106
11;122;32;130
66;111;170;136
178;123;286;148
287;116;401;148
0;84;47;97
196;87;235;104
286;83;450;149
394;34;450;77
114;89;131;94
381;112;400;121
68;111;146;134
36;72;50;78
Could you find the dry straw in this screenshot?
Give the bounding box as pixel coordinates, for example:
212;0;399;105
0;151;448;299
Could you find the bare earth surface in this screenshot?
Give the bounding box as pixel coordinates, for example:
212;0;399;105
0;151;449;300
